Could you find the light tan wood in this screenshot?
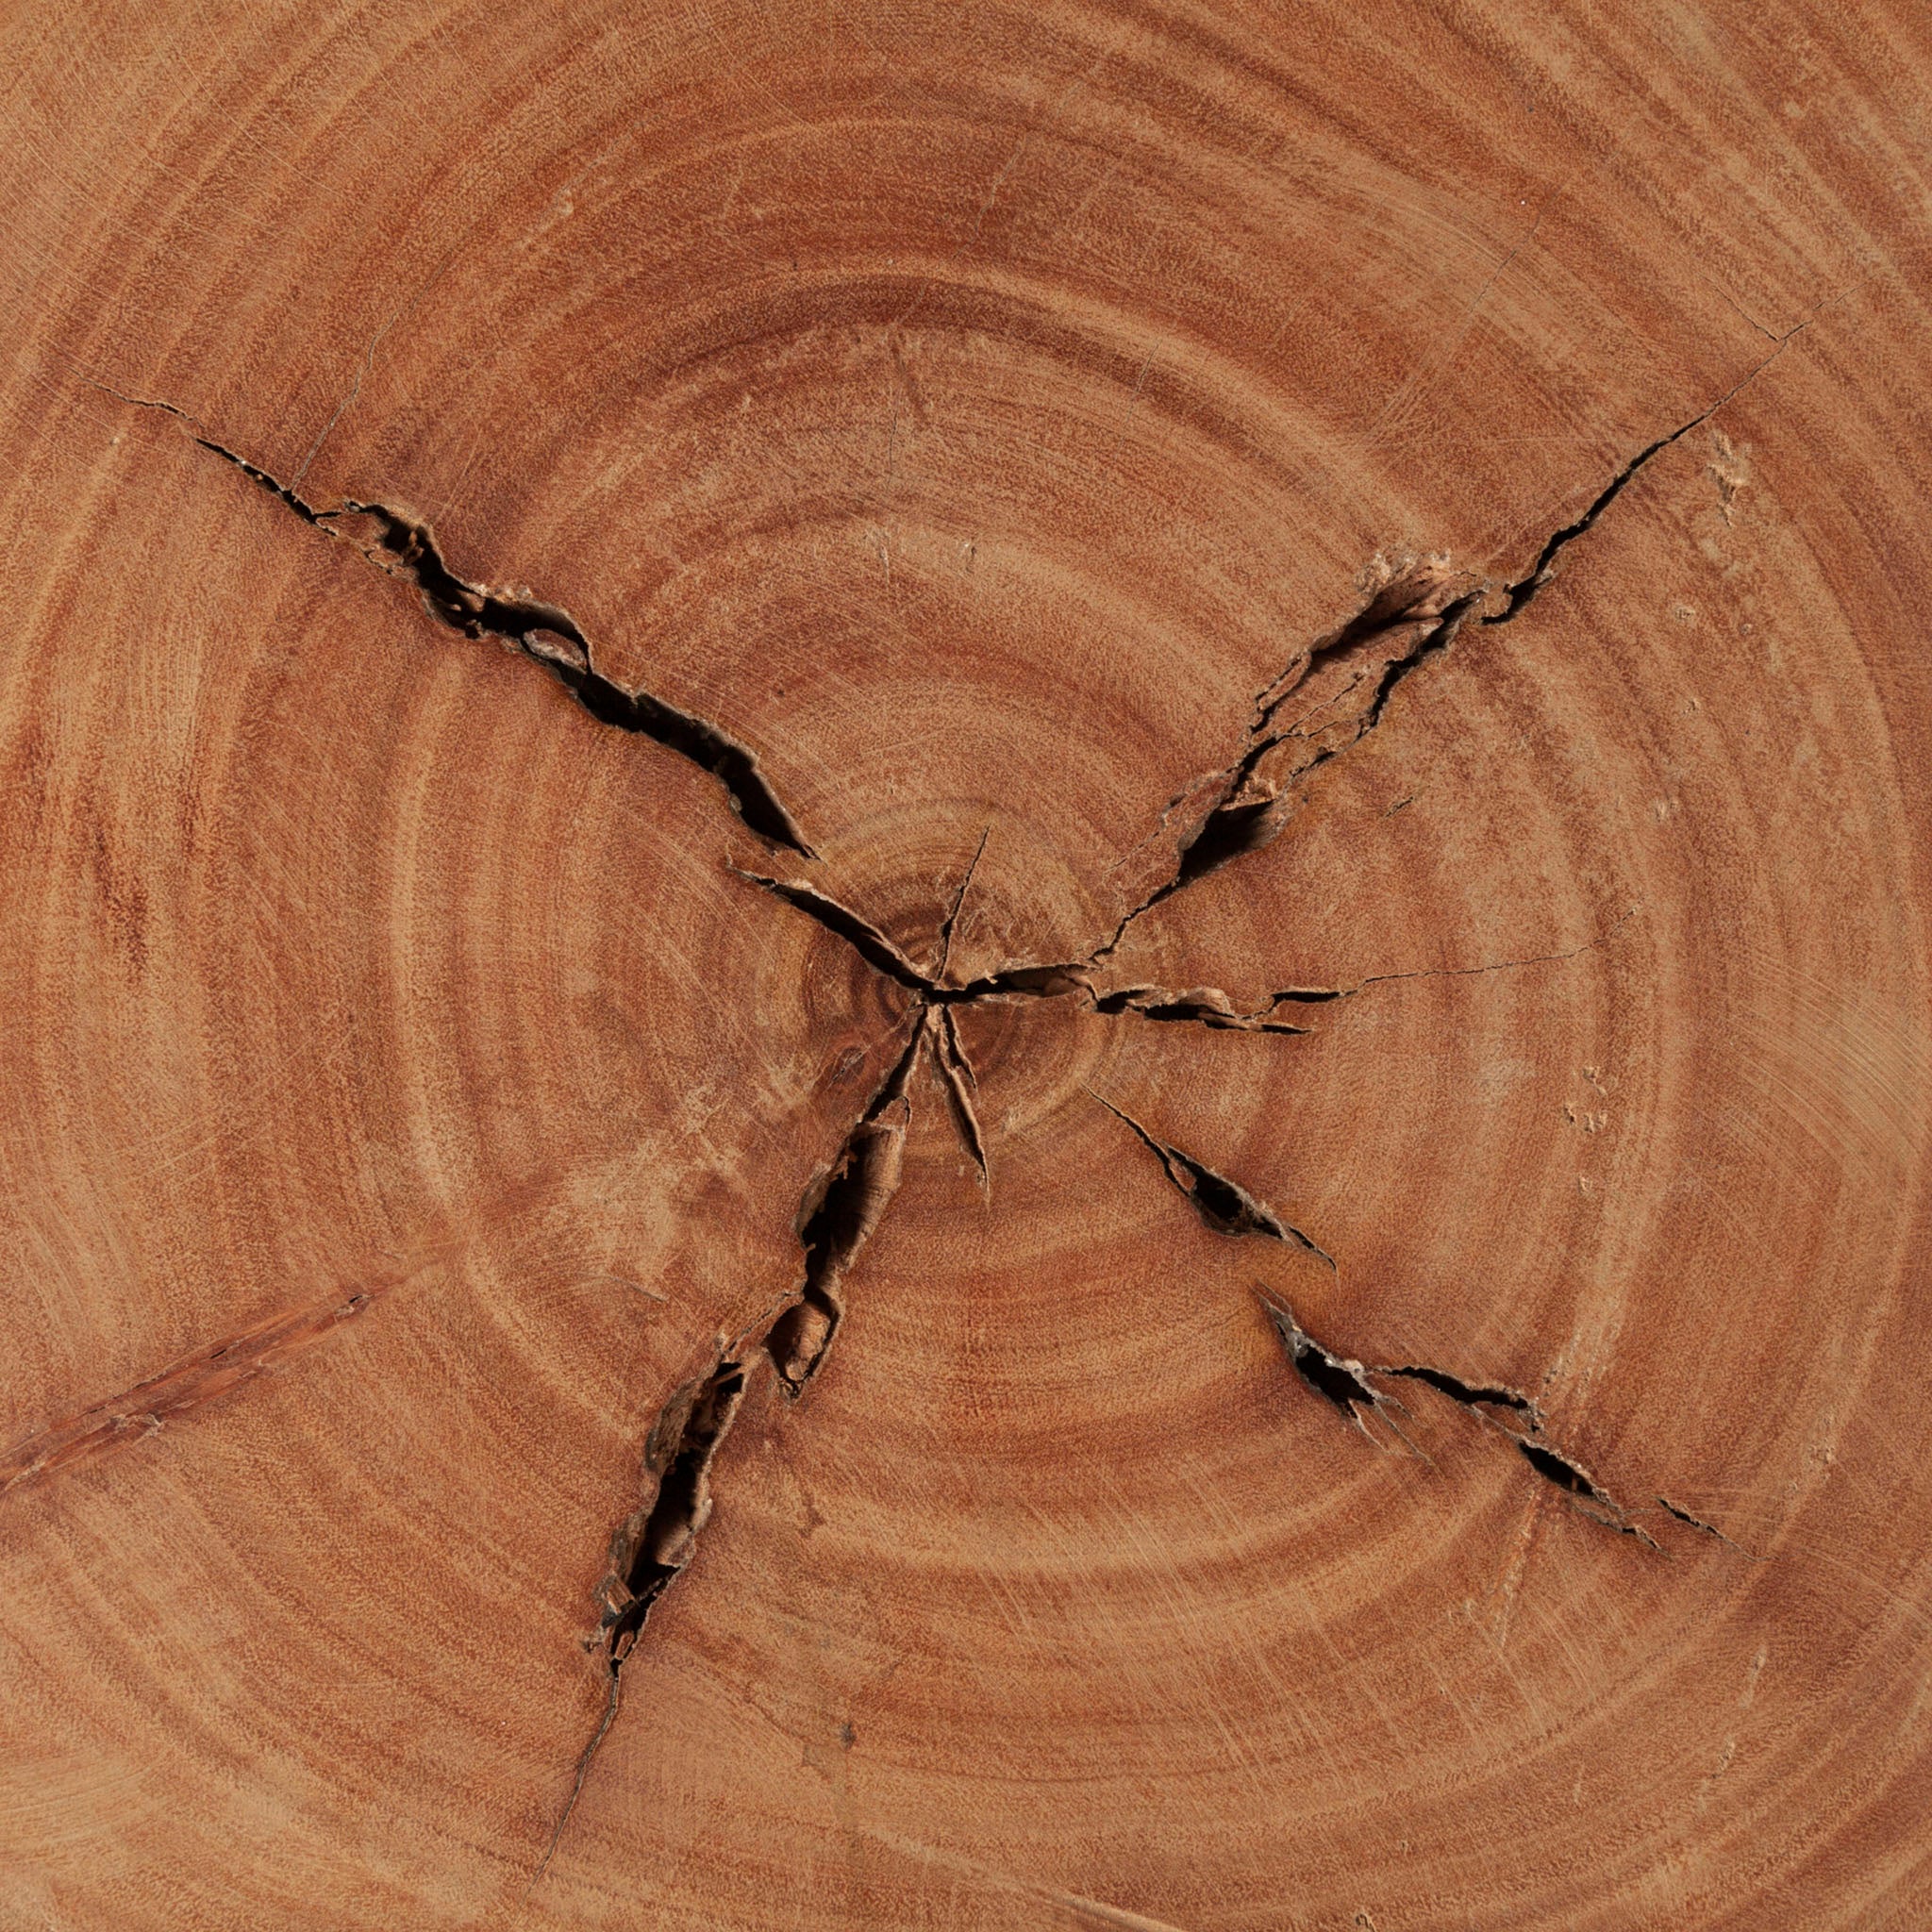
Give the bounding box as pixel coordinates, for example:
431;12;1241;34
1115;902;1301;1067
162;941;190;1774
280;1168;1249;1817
3;4;1931;1927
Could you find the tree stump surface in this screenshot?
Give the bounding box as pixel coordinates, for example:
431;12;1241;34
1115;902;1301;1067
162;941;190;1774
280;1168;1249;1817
3;5;1930;1928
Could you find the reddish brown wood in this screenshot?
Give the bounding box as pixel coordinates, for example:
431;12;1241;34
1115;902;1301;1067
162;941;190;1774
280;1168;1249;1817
3;4;1931;1927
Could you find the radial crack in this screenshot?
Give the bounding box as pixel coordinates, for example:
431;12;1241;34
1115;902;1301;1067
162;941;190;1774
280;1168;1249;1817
1248;558;1475;739
730;870;932;991
1062;1105;1665;1546
768;1015;924;1392
732;862;1108;1016
92;333;1755;1863
1377;1362;1541;1425
539;1346;751;1883
542;1014;928;1874
1516;1439;1657;1544
740;859;1620;1056
1243;1303;1659;1541
1092;919;1631;1037
1091;574;1483;961
1090;984;1312;1034
1250;923;1632;1021
936;827;991;981
1084;336;1804;961
596;1357;750;1664
1363;1348;1651;1540
1091;1094;1334;1266
1259;1294;1404;1441
940;960;1094;1003
92;385;813;854
1483;327;1804;625
1657;1495;1761;1557
716;868;999;1185
934;1007;990;1188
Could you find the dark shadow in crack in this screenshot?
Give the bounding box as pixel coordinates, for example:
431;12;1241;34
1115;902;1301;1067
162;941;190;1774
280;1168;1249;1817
90;384;815;855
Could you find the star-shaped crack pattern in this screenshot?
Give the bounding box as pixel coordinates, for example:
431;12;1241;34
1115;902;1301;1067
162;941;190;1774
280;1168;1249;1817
64;341;1800;1872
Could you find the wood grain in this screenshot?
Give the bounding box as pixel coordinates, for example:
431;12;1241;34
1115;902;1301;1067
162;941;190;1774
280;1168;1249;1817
3;3;1930;1927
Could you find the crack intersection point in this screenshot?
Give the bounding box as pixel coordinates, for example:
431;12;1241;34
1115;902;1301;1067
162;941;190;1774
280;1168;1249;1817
75;357;1794;1876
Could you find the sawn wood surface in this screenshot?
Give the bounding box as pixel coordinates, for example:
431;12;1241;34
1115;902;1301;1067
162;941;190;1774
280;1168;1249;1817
2;4;1930;1927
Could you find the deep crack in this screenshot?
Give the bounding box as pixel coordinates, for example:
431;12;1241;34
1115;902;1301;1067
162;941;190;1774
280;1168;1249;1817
92;385;813;854
82;358;1778;1869
1091;984;1312;1033
1091;577;1484;961
1379;1363;1541;1424
1482;328;1803;625
730;864;1097;1016
1260;1295;1403;1441
1515;1440;1657;1544
1078;330;1803;959
768;1016;924;1391
733;870;931;991
1270;1314;1655;1539
1091;1093;1335;1265
1080;1101;1654;1535
597;1359;749;1664
544;1014;926;1867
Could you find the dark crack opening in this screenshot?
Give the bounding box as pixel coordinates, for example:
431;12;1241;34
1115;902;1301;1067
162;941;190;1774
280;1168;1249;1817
1380;1363;1541;1424
769;1016;924;1392
1093;1094;1335;1264
599;1359;748;1663
83;364;1785;1882
1262;1297;1393;1437
341;505;813;854
1519;1438;1606;1501
94;388;814;856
